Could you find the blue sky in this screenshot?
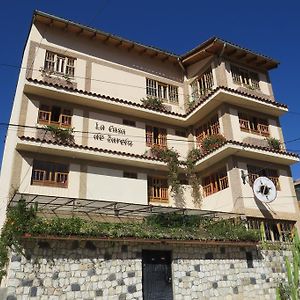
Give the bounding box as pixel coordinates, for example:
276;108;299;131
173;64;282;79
0;0;300;178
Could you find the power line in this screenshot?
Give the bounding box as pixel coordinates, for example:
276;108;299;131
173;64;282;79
0;63;186;97
1;123;300;154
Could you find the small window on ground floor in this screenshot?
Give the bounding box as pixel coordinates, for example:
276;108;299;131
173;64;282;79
31;160;69;188
123;172;138;179
148;177;168;203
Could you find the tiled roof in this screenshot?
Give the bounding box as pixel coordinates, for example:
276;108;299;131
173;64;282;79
194;140;299;161
19;136;164;162
26;78;288;118
19;136;299;164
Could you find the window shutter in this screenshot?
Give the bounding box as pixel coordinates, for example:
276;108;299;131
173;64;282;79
146;125;153;146
159;128;167;147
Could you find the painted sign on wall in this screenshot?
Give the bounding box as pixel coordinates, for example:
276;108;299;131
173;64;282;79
93;122;133;147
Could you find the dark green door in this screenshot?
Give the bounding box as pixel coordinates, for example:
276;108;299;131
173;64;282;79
142;250;173;300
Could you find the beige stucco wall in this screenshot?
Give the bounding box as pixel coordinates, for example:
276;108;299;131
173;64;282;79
86;165;148;204
237;159;298;220
28;23;185;114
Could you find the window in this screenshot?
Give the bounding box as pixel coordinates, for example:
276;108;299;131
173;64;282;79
202;168;229;197
238;112;269;136
190;67;214;101
31;160;69;188
38;104;72;128
148;177;168;203
146;125;167;147
247;165;280;190
123;172;138;179
44;51;75;77
123;119;136;127
231;65;260;90
195;115;220;147
247;218;294;242
146;78;179;104
175;129;187;138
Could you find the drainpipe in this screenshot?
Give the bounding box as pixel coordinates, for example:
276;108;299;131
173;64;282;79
218;42;227;66
177;57;186;75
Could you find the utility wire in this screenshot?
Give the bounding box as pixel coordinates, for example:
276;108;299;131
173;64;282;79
1;122;300;149
0;63;185;96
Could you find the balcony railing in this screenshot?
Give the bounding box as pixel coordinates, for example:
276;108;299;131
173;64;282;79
239;118;269;137
32;170;68;188
149;186;169;203
203;176;229;197
38;110;72;128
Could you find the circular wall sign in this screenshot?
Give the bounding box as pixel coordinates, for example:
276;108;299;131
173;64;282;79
253;176;277;203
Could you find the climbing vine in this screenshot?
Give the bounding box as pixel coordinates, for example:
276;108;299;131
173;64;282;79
141;97;164;110
185;149;202;206
150;145;181;195
44;125;75;144
0;199;37;281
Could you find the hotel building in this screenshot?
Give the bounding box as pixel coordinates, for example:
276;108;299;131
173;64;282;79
0;10;299;299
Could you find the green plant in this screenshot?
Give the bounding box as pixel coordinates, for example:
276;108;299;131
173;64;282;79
150;146;181;195
276;229;300;300
0;199;37;280
45;125;75;144
266;137;281;151
185;149;202;206
201;134;226;153
141;96;164;110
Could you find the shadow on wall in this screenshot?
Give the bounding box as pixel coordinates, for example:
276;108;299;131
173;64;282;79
37;24;183;82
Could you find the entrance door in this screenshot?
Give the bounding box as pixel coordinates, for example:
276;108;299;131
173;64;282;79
142;250;173;300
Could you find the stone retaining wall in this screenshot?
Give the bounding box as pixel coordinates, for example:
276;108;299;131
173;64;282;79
3;240;291;299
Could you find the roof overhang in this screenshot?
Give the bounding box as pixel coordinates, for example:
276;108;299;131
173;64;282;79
24;80;287;128
180;37;279;70
33;10;178;64
16;137;168;171
195;142;299;172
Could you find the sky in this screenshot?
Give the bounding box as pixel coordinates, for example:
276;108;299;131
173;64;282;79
0;0;300;178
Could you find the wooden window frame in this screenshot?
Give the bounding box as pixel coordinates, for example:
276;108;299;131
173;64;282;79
38;104;72;128
195;115;220;147
247;165;280;190
146;125;167;148
247;218;294;242
148;176;169;203
31;160;69;188
231;65;260;90
190;67;214;101
238;112;269;137
146;78;179;104
44;51;75;78
202;167;229;197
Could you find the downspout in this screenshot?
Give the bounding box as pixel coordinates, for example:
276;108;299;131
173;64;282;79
177;57;186;76
218;42;227;65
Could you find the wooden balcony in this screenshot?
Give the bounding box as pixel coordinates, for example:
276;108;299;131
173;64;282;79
38;110;72;128
203;176;229;197
32;170;68;188
148;186;169;203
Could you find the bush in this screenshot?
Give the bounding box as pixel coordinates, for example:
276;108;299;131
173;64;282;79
141;97;164;110
201;134;226;153
266;137;281;151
